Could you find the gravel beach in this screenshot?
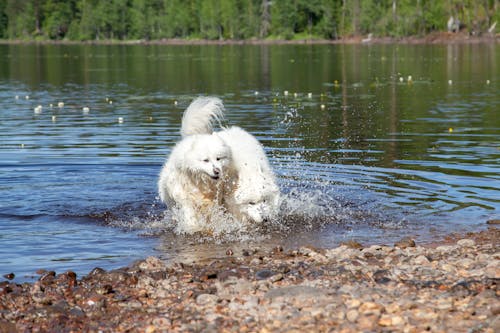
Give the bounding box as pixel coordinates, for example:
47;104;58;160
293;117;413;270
1;227;498;332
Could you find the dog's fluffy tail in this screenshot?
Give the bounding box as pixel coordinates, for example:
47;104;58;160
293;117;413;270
181;96;225;137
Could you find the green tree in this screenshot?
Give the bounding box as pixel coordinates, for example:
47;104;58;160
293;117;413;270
270;1;297;39
5;0;37;38
42;0;77;39
198;0;221;39
0;0;8;38
219;0;238;38
237;0;260;39
163;0;196;38
313;0;341;39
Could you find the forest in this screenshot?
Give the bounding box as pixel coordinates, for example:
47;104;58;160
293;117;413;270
0;0;498;41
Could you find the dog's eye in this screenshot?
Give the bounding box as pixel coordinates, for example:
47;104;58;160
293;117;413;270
203;158;209;163
216;156;225;161
248;201;256;205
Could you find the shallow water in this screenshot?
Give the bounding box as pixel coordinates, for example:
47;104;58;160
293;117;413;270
0;43;498;281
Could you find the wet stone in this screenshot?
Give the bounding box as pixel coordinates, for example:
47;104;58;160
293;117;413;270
88;267;106;276
340;240;363;249
395;237;416;249
39;271;56;283
256;270;275;280
196;293;219;306
0;320;17;333
2;273;15;281
0;230;497;332
372;270;391;284
457;239;476;247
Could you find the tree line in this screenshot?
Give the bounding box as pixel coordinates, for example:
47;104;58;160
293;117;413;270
0;0;498;41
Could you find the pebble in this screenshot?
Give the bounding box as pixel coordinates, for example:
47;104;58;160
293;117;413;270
346;309;359;322
457;239;475;247
379;314;404;326
395;237;416;248
0;229;498;332
256;269;275;280
413;255;430;265
196;293;218;306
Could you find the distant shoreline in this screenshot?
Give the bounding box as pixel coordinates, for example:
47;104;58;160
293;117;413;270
1;32;498;46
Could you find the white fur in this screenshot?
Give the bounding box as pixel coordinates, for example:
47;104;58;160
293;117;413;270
158;96;280;233
217;127;280;223
180;96;225;137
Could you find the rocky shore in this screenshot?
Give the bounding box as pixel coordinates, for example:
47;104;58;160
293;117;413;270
1;228;498;332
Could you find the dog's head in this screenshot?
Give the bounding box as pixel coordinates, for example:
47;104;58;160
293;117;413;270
184;134;231;180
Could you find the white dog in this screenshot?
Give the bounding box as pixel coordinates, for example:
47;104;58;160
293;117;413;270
158;97;279;233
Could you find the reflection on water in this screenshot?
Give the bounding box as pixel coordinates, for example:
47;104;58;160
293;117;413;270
0;43;498;280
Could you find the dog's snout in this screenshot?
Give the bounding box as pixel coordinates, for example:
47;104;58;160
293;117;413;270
213;167;220;175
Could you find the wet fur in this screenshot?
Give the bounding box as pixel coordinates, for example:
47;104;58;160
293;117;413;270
158;97;279;233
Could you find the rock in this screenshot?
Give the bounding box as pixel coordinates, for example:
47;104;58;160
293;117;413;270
2;273;15;280
346;309;359;322
413;255;430;265
372;270;391;284
217;269;240;281
378;315;392;327
145;325;156;333
299;247;328;262
88;267;106;276
196;293;219;306
455;258;475;269
484;266;499;279
0;229;498;332
0;320;17;333
265;286;326;301
395;237;416;249
256;270;275;280
486;219;500;225
359;302;382;316
39;271;56;283
435;297;453;310
358;314;377;330
269;273;283;283
250;258;262;266
138;257;165;271
340;241;363;249
344;298;361;309
436;245;456;253
379;314;404;326
216;277;253;300
457;239;476;247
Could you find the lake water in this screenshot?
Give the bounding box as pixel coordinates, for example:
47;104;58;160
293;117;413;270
0;43;498;281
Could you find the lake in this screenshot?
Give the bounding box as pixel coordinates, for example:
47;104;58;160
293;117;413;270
0;43;498;281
